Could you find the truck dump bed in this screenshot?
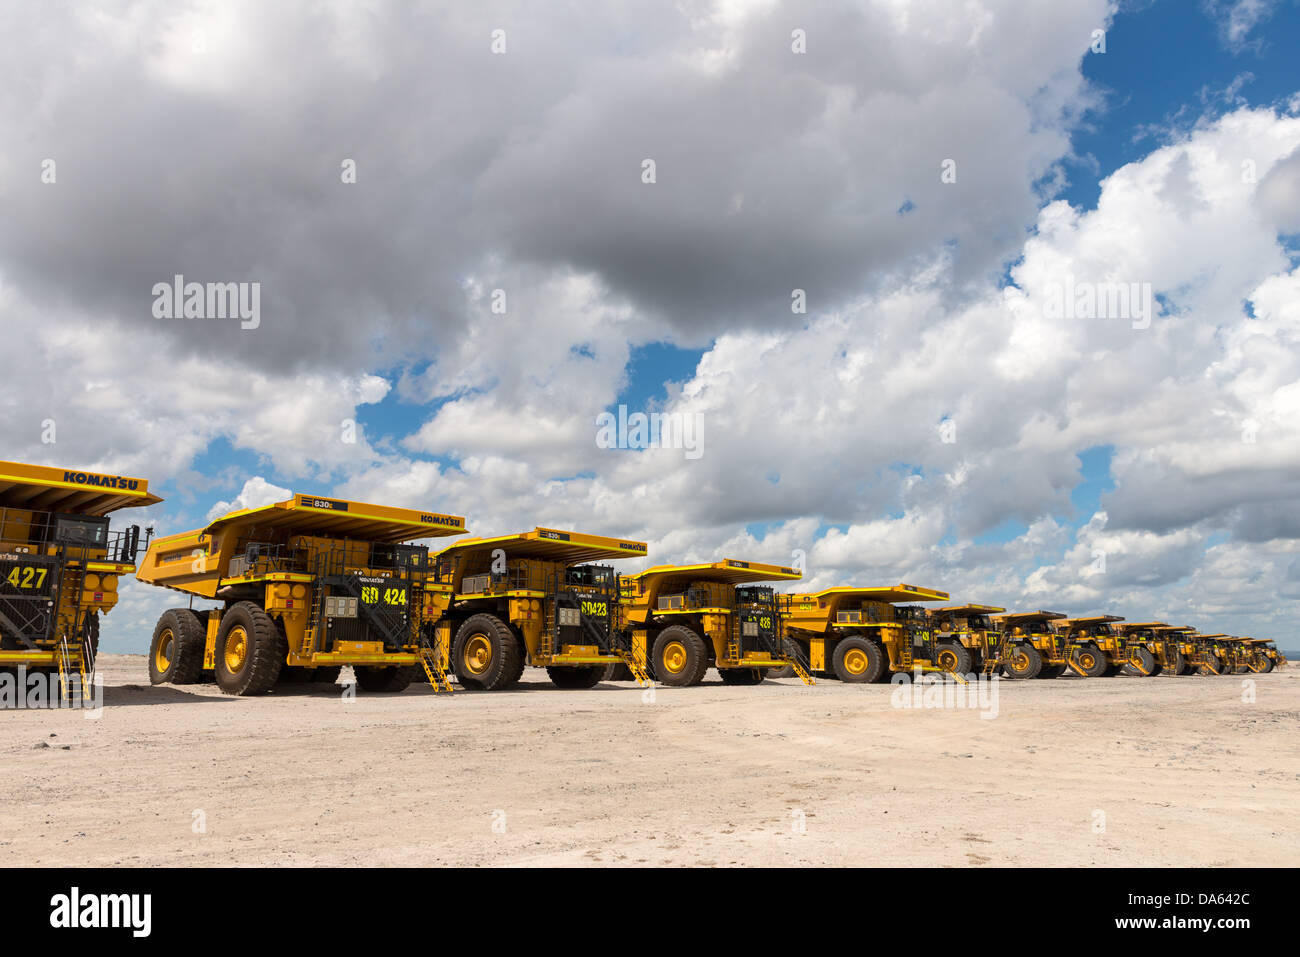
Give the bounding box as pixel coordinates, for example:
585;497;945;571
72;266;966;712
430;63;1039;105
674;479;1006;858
0;460;161;516
782;584;950;631
436;527;648;592
137;493;466;599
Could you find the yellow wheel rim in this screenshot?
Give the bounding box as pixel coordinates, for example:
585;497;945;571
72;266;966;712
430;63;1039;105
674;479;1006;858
224;626;248;673
938;650;957;671
1014;652;1029;670
662;640;687;675
1080;653;1095;669
463;635;492;676
155;629;174;672
843;648;869;676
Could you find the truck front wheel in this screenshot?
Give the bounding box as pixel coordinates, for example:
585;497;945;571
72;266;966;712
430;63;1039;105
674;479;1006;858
452;614;522;690
651;626;708;686
214;603;285;696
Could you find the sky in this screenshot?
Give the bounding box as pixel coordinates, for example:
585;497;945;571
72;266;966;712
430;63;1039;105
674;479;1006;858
2;0;1299;653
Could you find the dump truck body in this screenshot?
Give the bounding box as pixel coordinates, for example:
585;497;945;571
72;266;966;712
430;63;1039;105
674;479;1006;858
1219;636;1256;674
926;603;1008;675
1147;625;1199;675
0;461;158;693
994;610;1075;678
433;527;649;690
1184;634;1233;675
1112;622;1175;676
136;493;466;695
1239;638;1284;672
780;584;951;682
619;559;807;686
1050;615;1136;677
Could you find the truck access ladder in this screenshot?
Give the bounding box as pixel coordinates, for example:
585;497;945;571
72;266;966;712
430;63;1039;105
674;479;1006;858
417;630;454;693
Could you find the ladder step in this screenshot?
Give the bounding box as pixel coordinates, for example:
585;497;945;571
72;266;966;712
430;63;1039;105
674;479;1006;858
616;648;652;688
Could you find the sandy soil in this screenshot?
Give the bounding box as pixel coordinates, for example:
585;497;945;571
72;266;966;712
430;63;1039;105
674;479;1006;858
2;655;1297;867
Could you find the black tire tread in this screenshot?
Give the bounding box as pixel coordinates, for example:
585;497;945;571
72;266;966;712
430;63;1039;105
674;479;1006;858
452;614;523;691
652;625;709;687
214;602;286;696
149;608;208;686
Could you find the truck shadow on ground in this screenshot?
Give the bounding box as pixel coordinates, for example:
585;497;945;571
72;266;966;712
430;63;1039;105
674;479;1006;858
102;684;238;707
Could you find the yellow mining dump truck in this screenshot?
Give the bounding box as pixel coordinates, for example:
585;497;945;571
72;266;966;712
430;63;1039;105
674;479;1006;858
1049;615;1138;677
0;461;159;696
1188;634;1232;675
779;584;952;682
1147;625;1198;675
1242;638;1285;673
617;559;810;686
136;493;466;695
1112;622;1176;676
926;604;1007;675
432;527;650;690
1220;636;1256;674
994;610;1076;678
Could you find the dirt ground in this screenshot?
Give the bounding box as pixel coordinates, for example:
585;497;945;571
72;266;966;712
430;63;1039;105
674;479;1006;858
2;655;1297;867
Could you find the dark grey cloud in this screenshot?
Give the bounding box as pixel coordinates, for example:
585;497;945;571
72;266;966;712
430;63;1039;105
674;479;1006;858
0;0;1101;377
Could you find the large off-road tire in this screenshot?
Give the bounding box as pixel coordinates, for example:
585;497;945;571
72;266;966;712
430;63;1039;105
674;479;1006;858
149;609;208;686
1258;657;1275;674
1036;662;1067;679
832;636;885;683
767;639;801;679
602;662;635;681
1200;654;1225;676
1002;643;1043;679
452;614;523;691
934;640;972;676
213;603;286;696
1071;643;1108;677
1167;650;1188;675
355;666;414;692
503;624;528;688
651;626;709;687
546;665;605;689
1122;646;1158;677
718;667;765;685
1100;662;1124;677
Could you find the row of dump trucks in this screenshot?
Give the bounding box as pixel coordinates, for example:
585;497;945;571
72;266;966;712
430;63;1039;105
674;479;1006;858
0;460;1285;698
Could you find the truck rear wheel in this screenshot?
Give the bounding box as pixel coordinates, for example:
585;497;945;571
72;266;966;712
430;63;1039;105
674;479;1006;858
214;603;285;696
1122;646;1157;676
652;626;708;686
1168;650;1188;675
718;667;764;685
1072;643;1107;677
934;640;971;676
547;665;605;689
452;614;522;690
149;609;207;685
1258;658;1274;673
1002;643;1042;679
1200;654;1224;676
355;666;413;692
602;663;635;681
1037;663;1067;679
832;636;884;683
